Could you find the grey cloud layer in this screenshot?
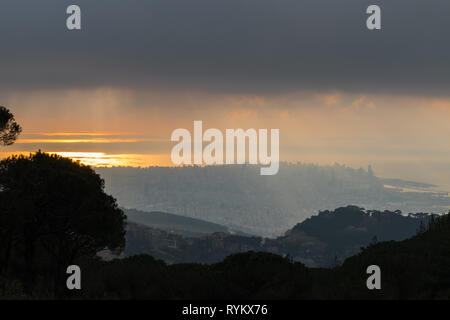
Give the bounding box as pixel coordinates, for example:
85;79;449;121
1;0;449;95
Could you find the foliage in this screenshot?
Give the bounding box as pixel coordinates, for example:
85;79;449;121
2;212;449;299
0;106;21;146
0;151;126;296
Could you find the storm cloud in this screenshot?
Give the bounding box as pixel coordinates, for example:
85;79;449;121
0;0;449;95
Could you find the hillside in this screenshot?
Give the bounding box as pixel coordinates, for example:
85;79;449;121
124;206;433;267
124;208;247;238
125;222;262;264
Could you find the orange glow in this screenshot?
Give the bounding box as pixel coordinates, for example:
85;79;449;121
50;152;172;167
17;138;143;144
40;132;128;136
52;152;126;166
0;151;172;168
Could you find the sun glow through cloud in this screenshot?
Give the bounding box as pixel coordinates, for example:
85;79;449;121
40;132;128;136
17;138;143;144
50;152;171;167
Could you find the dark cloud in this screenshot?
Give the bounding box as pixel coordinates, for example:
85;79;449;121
0;0;449;95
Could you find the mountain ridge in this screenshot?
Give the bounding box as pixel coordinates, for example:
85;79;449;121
124;208;249;238
124;205;434;267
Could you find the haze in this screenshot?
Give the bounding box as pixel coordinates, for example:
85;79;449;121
1;0;450;190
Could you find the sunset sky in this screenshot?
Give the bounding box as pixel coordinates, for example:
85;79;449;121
1;0;450;189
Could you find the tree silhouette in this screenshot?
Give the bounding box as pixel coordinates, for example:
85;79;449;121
0;106;22;146
0;151;126;295
370;235;378;246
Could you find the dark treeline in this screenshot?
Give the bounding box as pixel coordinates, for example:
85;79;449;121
75;213;450;299
2;212;448;299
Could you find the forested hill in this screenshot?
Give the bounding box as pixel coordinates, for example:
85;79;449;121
289;206;430;246
272;206;434;266
96;164;450;236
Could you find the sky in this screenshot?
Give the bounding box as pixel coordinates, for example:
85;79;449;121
1;0;450;190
